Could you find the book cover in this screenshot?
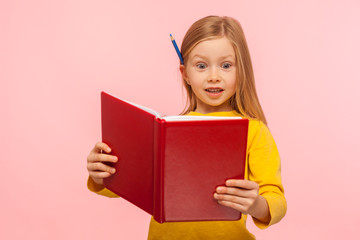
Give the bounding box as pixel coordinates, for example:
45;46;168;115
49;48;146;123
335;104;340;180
101;91;249;223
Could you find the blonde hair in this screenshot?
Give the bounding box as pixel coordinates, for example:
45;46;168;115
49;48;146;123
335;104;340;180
180;15;267;125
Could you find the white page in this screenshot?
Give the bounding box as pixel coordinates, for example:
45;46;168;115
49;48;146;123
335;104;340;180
121;99;162;118
162;115;242;121
110;93;242;121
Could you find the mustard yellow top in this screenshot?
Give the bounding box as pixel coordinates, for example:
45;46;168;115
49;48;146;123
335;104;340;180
87;110;287;240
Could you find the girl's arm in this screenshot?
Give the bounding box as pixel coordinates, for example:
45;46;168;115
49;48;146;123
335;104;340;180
214;121;286;227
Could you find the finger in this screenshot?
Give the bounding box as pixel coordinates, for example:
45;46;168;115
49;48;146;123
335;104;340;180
225;179;259;190
217;199;248;213
87;153;118;163
215;186;256;199
89;171;112;179
93;142;112;154
214;193;250;206
87;162;116;174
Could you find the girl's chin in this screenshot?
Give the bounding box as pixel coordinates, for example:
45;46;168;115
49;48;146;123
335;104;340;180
196;99;232;113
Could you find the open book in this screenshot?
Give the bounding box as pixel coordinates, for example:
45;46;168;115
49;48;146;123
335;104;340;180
101;91;249;223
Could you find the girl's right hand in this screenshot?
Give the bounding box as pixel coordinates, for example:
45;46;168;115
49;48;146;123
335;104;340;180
87;142;118;186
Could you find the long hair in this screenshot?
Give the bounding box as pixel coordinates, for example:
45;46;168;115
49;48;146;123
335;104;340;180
180;15;267;125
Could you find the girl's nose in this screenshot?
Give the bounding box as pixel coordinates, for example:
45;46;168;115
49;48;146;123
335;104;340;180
208;67;220;82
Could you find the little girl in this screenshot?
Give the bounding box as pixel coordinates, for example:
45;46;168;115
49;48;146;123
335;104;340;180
87;15;286;239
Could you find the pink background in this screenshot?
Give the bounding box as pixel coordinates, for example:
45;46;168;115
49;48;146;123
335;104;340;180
1;0;360;239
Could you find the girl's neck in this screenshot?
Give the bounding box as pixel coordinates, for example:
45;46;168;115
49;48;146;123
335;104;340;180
194;100;233;114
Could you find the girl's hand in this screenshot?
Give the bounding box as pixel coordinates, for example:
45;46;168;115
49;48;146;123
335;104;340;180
87;142;118;186
214;179;270;222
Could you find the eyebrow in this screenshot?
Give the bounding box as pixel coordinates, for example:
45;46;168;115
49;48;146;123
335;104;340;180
192;54;235;60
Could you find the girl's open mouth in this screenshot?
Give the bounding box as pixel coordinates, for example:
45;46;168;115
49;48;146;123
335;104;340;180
205;88;224;97
205;88;224;93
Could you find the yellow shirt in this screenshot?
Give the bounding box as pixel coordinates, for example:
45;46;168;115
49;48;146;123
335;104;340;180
87;110;287;239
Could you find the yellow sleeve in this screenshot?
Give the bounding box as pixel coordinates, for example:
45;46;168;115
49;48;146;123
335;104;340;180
247;121;287;229
87;177;120;198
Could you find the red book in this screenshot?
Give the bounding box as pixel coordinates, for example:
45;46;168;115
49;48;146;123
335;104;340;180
101;91;249;223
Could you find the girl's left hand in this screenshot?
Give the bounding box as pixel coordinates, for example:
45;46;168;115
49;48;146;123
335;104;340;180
213;179;260;216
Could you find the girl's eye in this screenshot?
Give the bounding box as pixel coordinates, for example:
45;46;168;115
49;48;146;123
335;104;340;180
222;63;231;69
196;63;207;69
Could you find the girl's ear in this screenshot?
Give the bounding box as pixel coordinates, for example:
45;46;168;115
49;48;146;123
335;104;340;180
179;65;190;85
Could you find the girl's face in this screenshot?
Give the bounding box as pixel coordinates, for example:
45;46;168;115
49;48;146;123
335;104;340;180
180;37;237;114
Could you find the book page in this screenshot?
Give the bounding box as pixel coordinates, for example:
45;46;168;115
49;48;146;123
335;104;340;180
162;115;242;121
121;99;162;118
103;92;243;121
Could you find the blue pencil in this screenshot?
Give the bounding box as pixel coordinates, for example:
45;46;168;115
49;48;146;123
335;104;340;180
170;34;184;65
